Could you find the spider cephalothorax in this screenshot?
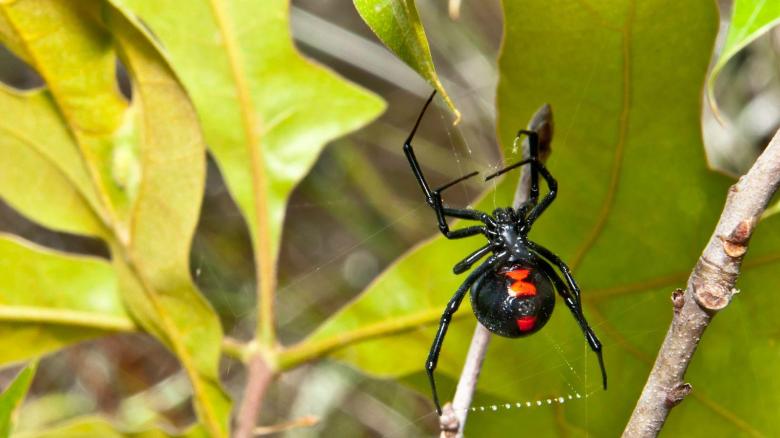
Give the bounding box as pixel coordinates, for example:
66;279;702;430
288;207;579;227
492;207;518;224
403;91;607;415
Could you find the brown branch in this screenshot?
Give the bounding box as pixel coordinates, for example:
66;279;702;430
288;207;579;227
235;352;275;438
623;128;780;437
439;104;554;437
439;323;492;437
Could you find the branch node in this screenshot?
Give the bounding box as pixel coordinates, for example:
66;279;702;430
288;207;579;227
671;288;685;314
693;285;732;311
719;218;753;258
691;259;737;312
664;383;692;408
439;403;460;437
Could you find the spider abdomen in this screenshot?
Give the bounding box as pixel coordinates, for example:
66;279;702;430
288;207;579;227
469;263;555;338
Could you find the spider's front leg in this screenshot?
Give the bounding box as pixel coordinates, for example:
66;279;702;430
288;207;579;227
516;129;541;206
426;251;508;415
484;131;557;226
528;241;607;390
402;92;494;238
524;160;557;227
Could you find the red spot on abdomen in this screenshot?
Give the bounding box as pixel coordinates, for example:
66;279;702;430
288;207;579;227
505;269;537;297
516;316;537;332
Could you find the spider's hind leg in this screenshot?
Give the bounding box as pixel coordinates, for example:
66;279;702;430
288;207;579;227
426;251;508;415
529;242;607;390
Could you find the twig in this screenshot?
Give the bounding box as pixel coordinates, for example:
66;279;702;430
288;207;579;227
253;415;319;436
235;352;275;438
222;336;250;362
623;128;780;437
439;104;554;437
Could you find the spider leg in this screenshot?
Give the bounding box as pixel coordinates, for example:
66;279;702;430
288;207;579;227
484;130;556;227
437;170;480;193
444;226;488;240
427;251;508;415
452;243;492;274
528;241;606;390
519;129;540;205
403;91;438;203
525;161;557;227
440;207;496;226
403;91;496;236
484;158;533;181
526;241;580;304
484;130;541;205
434;196;496;238
486;158;557;226
434;174;497;229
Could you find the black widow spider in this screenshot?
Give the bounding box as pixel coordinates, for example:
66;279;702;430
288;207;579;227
403;92;607;415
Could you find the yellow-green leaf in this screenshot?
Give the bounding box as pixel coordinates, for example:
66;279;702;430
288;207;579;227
15;416;207;438
113;0;385;345
104;5;230;436
0;87;105;238
0;236;131;366
0;2;230;435
353;0;459;120
708;0;780;114
0;362;36;438
0;1;132;233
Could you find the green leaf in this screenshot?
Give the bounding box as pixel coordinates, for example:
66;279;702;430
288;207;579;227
353;0;460;120
0;1;133;233
0;2;229;435
106;5;232;434
0;235;132;366
291;0;780;434
15;416;207;438
708;0;780;114
114;0;385;346
0;87;105;238
0;362;36;438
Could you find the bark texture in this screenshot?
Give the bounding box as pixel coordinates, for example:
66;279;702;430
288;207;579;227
623;129;780;437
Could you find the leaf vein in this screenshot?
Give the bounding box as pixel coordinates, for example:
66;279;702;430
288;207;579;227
206;0;276;346
569;0;635;271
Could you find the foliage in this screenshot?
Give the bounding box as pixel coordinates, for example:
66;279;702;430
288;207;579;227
708;0;780;114
1;0;779;436
353;0;460;120
0;363;35;437
0;0;381;435
13;416;206;438
0;1;229;434
113;0;385;348
0;236;131;365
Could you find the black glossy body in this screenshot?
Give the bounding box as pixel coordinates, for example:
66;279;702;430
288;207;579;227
403;91;607;415
470;261;555;338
